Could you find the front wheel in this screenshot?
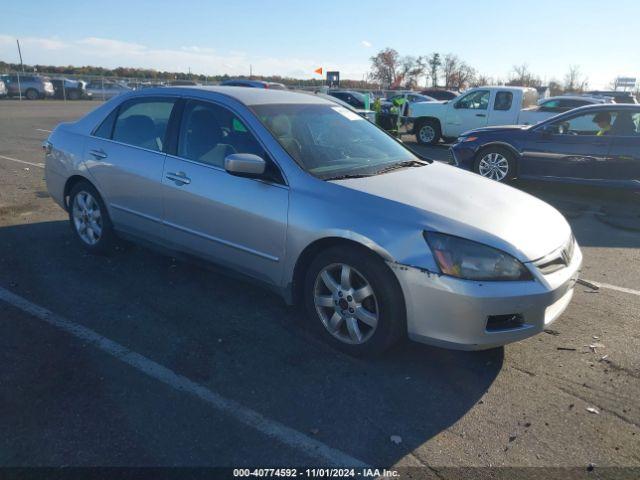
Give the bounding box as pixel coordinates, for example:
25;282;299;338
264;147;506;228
415;119;441;145
25;88;39;100
304;246;406;356
474;147;516;182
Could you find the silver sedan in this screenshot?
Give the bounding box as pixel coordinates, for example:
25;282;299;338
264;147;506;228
44;86;581;355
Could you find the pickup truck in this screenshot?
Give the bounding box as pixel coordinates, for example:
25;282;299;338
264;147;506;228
403;86;543;144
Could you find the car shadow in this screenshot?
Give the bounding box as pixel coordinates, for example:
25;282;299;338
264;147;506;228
0;220;502;467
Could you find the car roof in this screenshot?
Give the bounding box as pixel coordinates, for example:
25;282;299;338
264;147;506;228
133;85;334;106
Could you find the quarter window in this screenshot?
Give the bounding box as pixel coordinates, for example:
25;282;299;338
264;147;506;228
112;98;176;151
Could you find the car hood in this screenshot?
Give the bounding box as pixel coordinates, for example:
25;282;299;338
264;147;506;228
332;162;571;262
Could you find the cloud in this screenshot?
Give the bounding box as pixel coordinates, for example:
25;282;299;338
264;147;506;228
0;34;369;79
361;40;372;48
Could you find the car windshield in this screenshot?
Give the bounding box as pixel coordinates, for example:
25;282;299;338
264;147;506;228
252;103;421;179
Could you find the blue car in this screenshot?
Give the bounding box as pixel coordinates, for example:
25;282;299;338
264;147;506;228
450;104;640;189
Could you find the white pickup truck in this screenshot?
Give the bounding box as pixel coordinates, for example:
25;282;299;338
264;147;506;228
404;86;546;144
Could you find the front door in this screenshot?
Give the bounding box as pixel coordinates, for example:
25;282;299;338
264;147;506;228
446;89;490;137
521;109;616;181
84;96;178;239
161;99;288;286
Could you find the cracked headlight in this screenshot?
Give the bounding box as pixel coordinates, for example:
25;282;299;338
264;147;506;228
424;231;533;281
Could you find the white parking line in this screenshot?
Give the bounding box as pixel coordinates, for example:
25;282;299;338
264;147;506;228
0;154;44;169
581;279;640;297
0;286;369;467
36;128;52;133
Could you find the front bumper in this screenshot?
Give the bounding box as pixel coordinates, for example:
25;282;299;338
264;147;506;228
390;241;582;350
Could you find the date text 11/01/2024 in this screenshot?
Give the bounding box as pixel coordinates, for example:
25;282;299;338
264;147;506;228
233;469;399;477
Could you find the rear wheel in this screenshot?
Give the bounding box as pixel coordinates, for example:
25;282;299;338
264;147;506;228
68;90;80;100
25;88;39;100
474;147;516;182
415;119;441;145
68;181;117;254
304;246;405;356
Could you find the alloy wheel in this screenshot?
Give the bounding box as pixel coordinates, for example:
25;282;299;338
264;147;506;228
313;263;379;345
72;191;103;245
478;152;509;181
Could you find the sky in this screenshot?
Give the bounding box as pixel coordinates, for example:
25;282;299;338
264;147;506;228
1;0;638;89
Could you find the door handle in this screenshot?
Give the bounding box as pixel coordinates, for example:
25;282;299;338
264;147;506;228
89;148;108;159
475;113;486;117
166;171;191;185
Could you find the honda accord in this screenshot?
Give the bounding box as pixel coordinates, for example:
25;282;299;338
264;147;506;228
44;87;581;355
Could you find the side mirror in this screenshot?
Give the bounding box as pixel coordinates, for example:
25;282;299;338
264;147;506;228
539;124;554;137
224;153;266;177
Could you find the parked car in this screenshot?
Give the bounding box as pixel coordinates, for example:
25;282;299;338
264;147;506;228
220;79;286;89
327;90;375;110
419;89;459;101
85;80;132;100
406;86;541;144
51;78;92;100
531;95;612;113
44;87;581;355
0;78;7;98
167;80;199;86
450;104;640;189
587;90;638;104
317;93;376;123
2;74;54;99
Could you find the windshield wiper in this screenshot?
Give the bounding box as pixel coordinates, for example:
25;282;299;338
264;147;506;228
324;172;375;181
372;159;428;175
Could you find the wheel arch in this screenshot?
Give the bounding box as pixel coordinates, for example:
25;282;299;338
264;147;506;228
415;116;442;131
290;236;394;306
63;174;101;210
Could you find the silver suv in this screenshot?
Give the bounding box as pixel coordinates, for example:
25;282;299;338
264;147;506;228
2;74;54;99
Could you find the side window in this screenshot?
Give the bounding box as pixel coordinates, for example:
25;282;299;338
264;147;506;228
455;90;490;110
494;91;513;111
178;101;265;168
112;98;176;151
550;110;618;136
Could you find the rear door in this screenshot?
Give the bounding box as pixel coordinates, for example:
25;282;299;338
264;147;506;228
520;109;615;181
161;98;288;286
446;89;490;136
84;96;178;239
606;110;640;186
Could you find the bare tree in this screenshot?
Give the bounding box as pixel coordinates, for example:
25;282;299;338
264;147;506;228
426;53;441;87
564;65;588;93
369;48;401;88
399;55;427;89
508;64;541;87
442;53;476;90
472;73;493;87
548;79;563;96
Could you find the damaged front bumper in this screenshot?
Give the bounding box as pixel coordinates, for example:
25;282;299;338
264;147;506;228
388;243;582;350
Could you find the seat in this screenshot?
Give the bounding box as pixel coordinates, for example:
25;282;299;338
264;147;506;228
115;115;161;151
611;112;638;136
269;114;302;162
184;108;236;167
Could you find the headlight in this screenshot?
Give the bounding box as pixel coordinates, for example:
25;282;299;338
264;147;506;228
424;231;533;281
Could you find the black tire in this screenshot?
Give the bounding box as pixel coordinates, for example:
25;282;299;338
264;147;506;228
25;88;39;100
68;181;117;255
68;90;80;100
415;118;441;145
303;245;406;357
473;146;517;183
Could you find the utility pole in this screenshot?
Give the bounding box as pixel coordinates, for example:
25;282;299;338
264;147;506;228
250;64;253;79
16;39;24;72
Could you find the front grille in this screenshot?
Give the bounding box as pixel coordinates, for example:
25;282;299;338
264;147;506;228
536;235;575;275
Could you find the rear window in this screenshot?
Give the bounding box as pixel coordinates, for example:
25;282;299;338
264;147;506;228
521;89;538;109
